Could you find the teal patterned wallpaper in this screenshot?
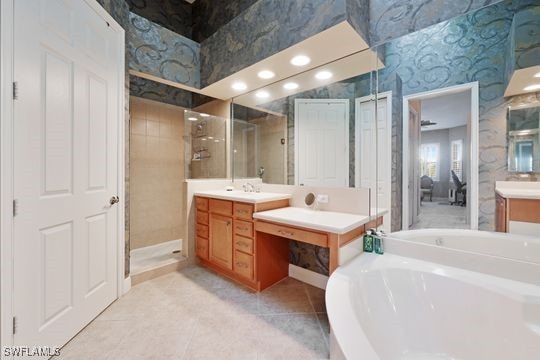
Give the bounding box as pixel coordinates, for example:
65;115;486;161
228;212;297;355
192;0;259;43
369;0;505;44
126;0;192;39
199;0;350;87
127;12;201;89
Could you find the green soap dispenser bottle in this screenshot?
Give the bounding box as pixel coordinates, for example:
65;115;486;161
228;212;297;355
374;231;384;254
363;230;374;252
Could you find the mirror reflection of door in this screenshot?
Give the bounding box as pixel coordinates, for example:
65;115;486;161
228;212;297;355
516;140;534;172
295;99;349;187
408;103;421;228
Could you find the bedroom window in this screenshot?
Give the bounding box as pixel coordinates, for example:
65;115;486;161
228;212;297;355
451;139;463;181
420;143;440;181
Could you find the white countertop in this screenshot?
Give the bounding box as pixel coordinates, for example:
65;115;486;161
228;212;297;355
194;190;292;204
495;181;540;199
253;207;386;234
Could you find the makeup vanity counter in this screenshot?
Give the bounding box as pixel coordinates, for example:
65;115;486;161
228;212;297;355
495;181;540;235
194;190;384;291
253;207;382;234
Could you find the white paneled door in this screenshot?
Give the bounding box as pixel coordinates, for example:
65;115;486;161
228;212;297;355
296;100;349;187
356;95;392;232
13;0;121;350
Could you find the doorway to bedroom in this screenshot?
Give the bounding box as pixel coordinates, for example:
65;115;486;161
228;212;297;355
403;84;478;230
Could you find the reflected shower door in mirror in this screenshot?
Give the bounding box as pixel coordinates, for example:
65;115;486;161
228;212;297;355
185;110;228;179
373;0;540;232
231;48;380;189
508;104;540;173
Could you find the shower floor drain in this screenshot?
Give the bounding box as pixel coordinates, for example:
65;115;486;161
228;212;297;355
172;250;181;254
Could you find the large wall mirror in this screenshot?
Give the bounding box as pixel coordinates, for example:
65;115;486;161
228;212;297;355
229;0;539;234
231;48;380;189
508;104;540;173
372;0;539;232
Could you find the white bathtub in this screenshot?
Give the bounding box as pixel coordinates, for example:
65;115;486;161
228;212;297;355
327;230;540;360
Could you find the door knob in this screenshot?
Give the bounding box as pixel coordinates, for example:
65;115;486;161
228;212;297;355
109;196;120;205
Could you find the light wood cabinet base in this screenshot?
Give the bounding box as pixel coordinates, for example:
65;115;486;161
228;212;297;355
195;196;290;292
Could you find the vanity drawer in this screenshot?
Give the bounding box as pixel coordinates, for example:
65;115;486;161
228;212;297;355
234;203;254;220
196;211;209;225
196;237;209;260
210;199;233;216
234;235;254;254
255;221;328;247
196;224;209;239
196;197;208;211
234;220;253;238
234;250;254;280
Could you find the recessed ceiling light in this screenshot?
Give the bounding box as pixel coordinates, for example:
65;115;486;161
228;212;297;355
283;82;299;90
214;139;220;143
315;71;333;80
523;84;540;91
208;136;214;139
201;138;207;141
257;70;275;79
231;81;247;91
200;113;210;117
188;117;198;121
256;90;270;99
534;72;540;78
291;55;311;67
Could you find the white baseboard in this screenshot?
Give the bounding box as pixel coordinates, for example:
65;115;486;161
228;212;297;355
288;264;328;290
122;276;131;295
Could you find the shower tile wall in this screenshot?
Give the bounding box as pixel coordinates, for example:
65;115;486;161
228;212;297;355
130;97;185;249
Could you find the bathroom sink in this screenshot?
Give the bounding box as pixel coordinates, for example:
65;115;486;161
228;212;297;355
194;190;292;203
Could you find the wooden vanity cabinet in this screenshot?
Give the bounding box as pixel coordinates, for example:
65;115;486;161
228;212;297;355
195;196;289;290
495;193;507;232
195;197;209;260
495;192;540;234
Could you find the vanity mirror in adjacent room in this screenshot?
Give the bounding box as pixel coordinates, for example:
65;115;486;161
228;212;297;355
508;104;540;173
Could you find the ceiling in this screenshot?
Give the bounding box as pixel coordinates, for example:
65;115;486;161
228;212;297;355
420;91;471;131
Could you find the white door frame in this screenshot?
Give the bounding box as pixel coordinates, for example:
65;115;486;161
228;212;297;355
355;91;392;230
402;82;479;230
0;0;126;353
294;99;350;186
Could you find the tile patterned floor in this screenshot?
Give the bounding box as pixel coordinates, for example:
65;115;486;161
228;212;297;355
411;200;469;229
58;266;330;360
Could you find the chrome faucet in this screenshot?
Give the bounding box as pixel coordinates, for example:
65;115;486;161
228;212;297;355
243;182;254;193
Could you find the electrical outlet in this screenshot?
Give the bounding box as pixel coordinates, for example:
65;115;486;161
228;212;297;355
316;194;329;203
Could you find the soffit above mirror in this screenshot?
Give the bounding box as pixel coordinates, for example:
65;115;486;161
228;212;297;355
504;5;540;97
130;20;370;102
232;48;382;112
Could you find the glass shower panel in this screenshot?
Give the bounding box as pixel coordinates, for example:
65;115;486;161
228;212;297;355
184;110;227;179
